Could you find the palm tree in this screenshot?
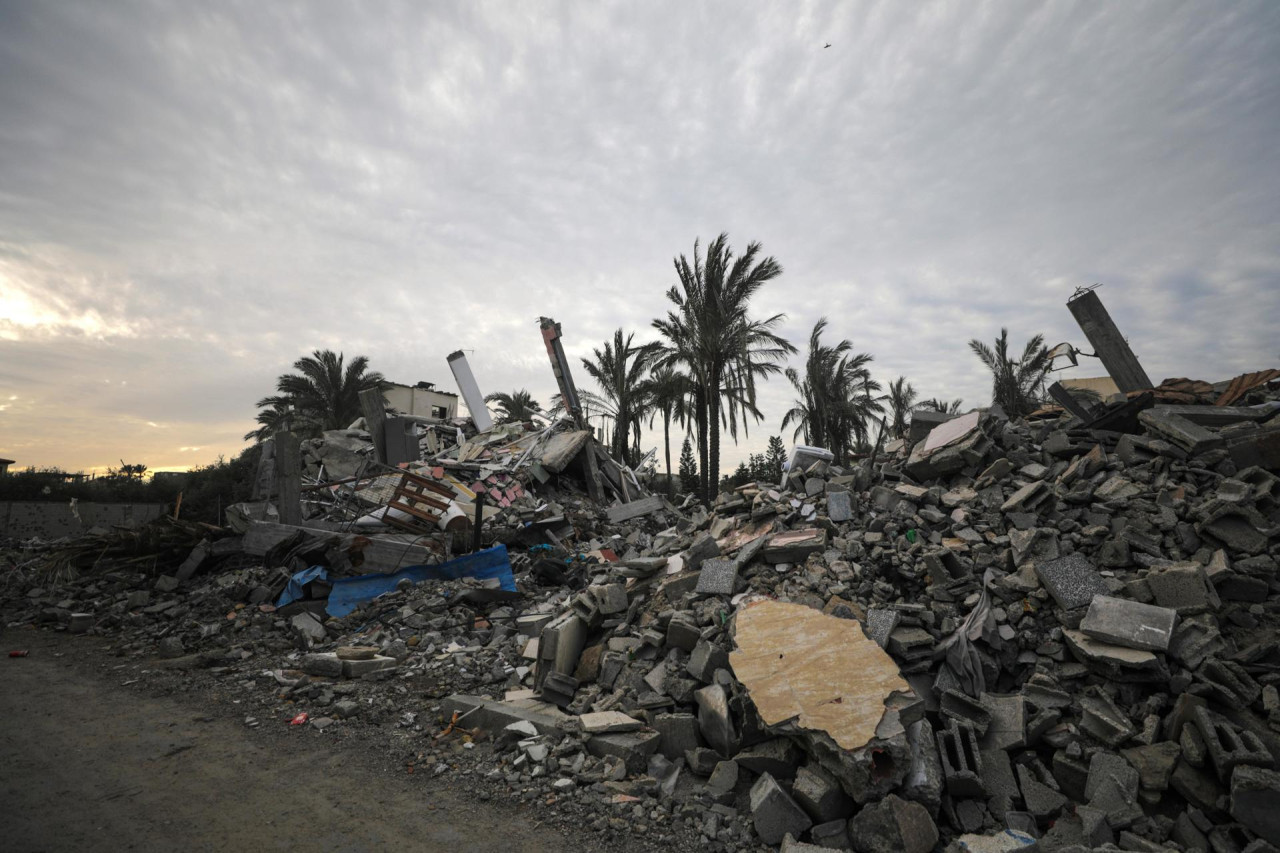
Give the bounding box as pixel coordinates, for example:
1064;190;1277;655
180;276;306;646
887;376;918;438
968;329;1052;418
580;329;660;466
917;397;964;415
484;389;542;424
654;234;795;502
647;365;693;495
248;350;384;442
244;396;301;442
781;319;882;464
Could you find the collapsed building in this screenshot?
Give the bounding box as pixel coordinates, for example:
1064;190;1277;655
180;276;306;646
4;298;1280;852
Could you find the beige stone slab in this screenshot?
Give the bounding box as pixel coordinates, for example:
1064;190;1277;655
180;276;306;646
730;600;910;751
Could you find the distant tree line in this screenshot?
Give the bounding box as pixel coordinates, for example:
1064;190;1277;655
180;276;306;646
244;235;1081;507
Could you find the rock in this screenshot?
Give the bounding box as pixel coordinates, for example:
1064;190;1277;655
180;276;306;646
847;793;938;853
1231;765;1280;845
157;637;185;658
750;772;813;846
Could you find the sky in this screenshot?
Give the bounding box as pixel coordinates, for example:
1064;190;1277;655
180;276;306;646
1;1;1277;477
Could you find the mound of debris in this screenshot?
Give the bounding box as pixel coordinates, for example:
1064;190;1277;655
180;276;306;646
5;366;1280;852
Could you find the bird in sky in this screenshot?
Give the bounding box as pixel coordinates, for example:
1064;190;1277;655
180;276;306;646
824;43;832;48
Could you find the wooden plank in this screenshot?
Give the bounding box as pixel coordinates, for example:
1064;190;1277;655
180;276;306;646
359;387;388;465
274;430;302;526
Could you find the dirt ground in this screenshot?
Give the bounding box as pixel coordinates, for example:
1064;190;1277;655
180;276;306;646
0;629;620;853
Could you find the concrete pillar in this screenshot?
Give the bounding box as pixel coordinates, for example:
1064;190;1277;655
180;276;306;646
1066;289;1153;392
447;351;494;433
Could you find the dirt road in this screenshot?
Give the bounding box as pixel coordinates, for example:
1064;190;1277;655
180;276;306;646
0;630;593;853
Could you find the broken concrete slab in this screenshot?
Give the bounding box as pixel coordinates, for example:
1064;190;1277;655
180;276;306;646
730;600;912;753
694;557;739;596
1034;552;1110;611
605;494;666;524
1080;595;1178;652
762;528;828;563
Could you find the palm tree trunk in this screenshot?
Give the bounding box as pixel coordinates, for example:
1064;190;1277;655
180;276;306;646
695;386;709;503
663;412;673;497
708;365;722;502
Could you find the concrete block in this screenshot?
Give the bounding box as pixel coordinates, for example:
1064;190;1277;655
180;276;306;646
940;689;992;736
763;528;827;563
1191;706;1272;782
664;616;701;651
1080;595;1178;651
736;737;803;779
978;693;1026;752
440;694;570;737
793;764;854;823
1231;765;1280;846
301;652;344;678
341;655;396;678
847;793;938;853
67;613;93;634
695;683;736;756
707;760;739;794
694;557;739;595
579;711;642;734
687;638;729;682
936;719;986;797
653;712;701;760
808;818;853;849
827;491;853;522
1034;552;1110;610
1147;563;1220;614
1079;693;1137;747
750;772;813;846
684;532;721;571
586;730;661;775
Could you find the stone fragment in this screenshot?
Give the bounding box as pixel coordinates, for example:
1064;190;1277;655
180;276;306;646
827;491;853;522
750;772;813;846
1079;693;1137;747
301;652;344;677
687;638;730;682
1080;595;1178;652
586;730;661;775
695;683;736;756
694;558;739;595
707;759;739;794
736;737;803;779
763;528;828;563
1122;741;1182;791
157;636;185;658
847;793;938;853
341;655;397;678
290;612;327;642
1147;563;1220;614
1231;765;1280;846
730;600;912;753
793;764;854;823
67;613;93;634
653;713;701;760
684;532;721;571
1034;553;1110;610
579;711;642;734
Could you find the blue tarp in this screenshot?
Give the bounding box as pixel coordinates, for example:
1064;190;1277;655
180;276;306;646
325;545;516;618
276;565;329;608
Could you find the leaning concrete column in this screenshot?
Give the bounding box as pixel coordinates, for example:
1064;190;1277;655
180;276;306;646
1066;288;1153;393
447;351;494;433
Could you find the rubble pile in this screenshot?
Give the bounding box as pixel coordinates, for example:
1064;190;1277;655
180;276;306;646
5;373;1280;852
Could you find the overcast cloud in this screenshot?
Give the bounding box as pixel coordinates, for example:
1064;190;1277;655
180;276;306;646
1;0;1277;475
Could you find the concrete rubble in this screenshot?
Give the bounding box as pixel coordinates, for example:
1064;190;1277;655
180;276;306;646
4;363;1280;851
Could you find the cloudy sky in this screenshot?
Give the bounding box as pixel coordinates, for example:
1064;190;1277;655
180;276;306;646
1;1;1277;477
